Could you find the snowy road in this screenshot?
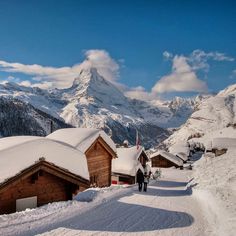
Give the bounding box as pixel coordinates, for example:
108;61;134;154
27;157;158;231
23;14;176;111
0;169;209;236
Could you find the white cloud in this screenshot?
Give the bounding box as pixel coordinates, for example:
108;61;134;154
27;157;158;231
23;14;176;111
80;49;119;83
163;51;173;60
124;86;155;101
152;55;208;94
188;49;234;71
0;50;119;89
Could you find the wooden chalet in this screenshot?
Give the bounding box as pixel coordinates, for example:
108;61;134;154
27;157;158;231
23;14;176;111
207;138;236;157
0;136;90;214
151;150;183;168
112;146;149;185
47;128;117;187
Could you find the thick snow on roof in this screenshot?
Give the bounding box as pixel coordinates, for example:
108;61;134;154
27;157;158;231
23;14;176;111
47;128;116;154
151;150;183;167
0;136;89;184
0;136;41;151
112;146;145;176
212;138;236;149
169;143;190;157
175;152;188;162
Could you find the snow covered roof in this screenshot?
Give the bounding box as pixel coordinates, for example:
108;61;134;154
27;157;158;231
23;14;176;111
169;143;190;156
47;128;116;154
112;146;145;176
175;152;188;162
0;136;41;151
0;136;89;184
150;150;183;167
212;138;236;149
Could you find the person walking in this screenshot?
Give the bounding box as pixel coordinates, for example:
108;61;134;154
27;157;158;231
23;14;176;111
137;169;144;192
143;172;149;192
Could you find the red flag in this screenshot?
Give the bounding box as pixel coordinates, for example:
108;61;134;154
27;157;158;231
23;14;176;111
136;129;140;149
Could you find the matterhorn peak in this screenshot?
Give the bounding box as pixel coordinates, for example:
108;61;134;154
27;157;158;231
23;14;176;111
72;67;101;88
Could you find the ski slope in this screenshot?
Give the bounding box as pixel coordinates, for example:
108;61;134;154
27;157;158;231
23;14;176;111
0;169;208;236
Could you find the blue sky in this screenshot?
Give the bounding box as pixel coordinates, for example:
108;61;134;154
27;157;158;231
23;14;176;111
0;0;235;99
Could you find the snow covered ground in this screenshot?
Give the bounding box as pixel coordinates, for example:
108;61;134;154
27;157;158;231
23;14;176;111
0;169;209;236
191;149;236;236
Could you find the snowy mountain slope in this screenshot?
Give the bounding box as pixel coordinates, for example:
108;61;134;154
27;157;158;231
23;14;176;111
0;97;72;137
133;95;206;128
0;82;66;120
164;84;236;150
0;67;209;147
57;68;171;147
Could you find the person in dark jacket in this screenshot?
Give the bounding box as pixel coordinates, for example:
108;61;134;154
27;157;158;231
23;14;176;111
137;169;144;192
143;172;149;192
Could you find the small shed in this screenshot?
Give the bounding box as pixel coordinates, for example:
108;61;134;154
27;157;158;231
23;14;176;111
211;138;236;156
47;128;117;187
111;146;149;185
0;136;89;214
150;150;183;168
205;137;236;156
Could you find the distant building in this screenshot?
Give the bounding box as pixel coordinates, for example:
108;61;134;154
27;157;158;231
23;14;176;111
150;150;183;168
175;152;189;163
207;137;236;156
0;136;89;214
47;128;117;187
112;146;149;184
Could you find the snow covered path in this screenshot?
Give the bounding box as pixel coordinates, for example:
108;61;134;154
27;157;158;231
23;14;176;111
0;169;208;236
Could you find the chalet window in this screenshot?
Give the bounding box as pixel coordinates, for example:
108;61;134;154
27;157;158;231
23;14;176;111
119;176;129;182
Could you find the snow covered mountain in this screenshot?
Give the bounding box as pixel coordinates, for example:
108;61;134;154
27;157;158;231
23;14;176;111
0;97;72;137
163;84;236;150
0;67;208;147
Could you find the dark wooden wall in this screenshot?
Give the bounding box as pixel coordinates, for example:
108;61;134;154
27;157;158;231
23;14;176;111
86;141;112;187
151;155;178;168
0;170;81;214
112;174;135;185
139;153;147;167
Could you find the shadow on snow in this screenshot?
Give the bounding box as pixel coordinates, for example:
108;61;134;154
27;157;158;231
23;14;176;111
27;182;194;235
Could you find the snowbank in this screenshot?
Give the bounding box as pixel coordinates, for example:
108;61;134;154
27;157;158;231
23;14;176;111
74;188;99;202
191;148;236;236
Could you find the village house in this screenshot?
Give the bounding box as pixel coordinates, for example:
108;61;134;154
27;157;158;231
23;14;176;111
206;137;236;156
47;128;117;187
150;150;183;168
111;146;149;185
0;136;89;214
